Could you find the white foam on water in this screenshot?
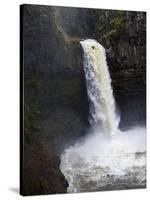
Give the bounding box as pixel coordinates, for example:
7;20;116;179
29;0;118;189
60;127;146;192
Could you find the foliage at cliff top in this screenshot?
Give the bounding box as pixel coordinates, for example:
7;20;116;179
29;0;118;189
95;11;125;46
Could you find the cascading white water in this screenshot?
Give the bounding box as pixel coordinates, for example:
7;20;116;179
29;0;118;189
60;39;146;193
80;39;119;136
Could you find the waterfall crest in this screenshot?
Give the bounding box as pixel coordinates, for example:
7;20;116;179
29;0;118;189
80;39;119;136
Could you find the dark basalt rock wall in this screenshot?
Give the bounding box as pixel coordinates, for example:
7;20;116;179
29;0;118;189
21;4;146;195
22;138;68;195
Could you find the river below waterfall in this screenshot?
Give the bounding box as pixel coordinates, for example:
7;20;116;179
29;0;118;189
60;127;146;192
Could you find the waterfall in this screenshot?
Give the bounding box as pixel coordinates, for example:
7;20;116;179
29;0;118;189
60;39;146;193
80;39;119;137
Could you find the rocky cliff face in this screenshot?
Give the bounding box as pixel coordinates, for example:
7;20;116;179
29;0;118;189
94;10;146;127
21;4;146;195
